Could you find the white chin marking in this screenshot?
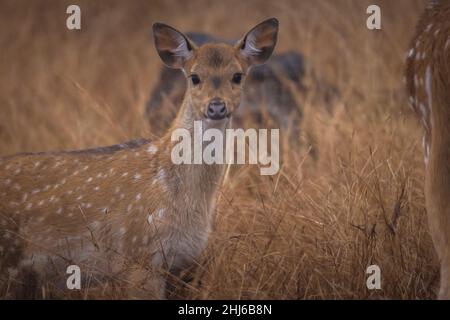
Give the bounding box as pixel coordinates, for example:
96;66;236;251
203;117;229;130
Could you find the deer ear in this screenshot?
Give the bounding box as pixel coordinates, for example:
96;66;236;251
152;23;196;69
237;18;279;66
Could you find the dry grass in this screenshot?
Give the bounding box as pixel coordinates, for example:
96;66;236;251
0;0;438;299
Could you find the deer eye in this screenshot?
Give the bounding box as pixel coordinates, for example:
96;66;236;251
232;73;243;84
190;74;201;86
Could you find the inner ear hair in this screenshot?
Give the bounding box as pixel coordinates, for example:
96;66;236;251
238;18;279;66
152;23;197;69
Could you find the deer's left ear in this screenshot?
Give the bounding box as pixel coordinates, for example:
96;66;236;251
236;18;279;66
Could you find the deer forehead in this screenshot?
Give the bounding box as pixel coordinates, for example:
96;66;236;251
189;44;242;73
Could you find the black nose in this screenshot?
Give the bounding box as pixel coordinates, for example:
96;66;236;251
207;99;227;120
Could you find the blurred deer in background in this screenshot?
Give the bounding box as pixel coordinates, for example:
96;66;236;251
405;1;450;299
0;18;278;299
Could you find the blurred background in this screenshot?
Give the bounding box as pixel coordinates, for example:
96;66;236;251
0;0;437;299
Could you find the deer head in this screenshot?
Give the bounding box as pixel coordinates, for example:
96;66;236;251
152;18;278;126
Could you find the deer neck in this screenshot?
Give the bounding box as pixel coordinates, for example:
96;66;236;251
159;95;229;214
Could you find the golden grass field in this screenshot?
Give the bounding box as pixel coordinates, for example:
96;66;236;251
0;0;438;299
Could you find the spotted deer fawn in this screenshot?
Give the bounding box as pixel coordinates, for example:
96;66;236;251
0;18;278;298
405;1;450;299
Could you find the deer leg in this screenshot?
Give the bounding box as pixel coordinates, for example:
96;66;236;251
438;253;450;299
426;166;450;300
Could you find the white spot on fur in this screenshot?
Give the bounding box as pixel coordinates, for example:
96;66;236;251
156;208;165;219
408;96;414;107
423;135;430;167
147;144;158;154
156;168;166;184
420;103;428;118
425;65;433;113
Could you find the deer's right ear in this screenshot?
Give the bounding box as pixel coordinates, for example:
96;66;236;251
236;18;279;67
152;23;196;69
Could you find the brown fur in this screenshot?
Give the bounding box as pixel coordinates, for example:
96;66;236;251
405;0;450;299
184;44;245;120
0;19;278;299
